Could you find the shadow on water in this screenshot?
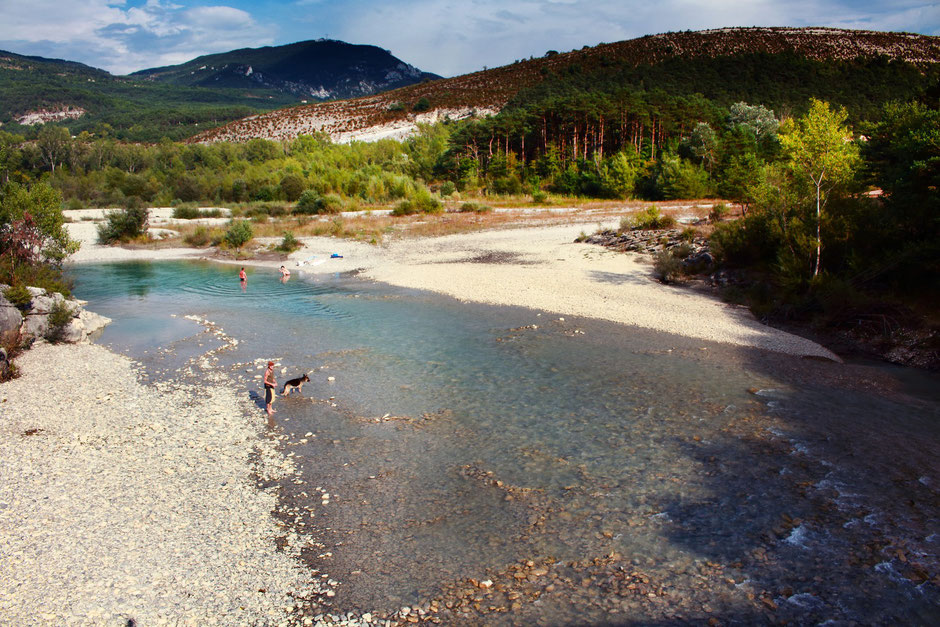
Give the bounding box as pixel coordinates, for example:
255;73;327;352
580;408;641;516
69;260;940;625
651;347;940;625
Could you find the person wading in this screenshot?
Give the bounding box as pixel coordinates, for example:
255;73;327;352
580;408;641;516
263;361;277;417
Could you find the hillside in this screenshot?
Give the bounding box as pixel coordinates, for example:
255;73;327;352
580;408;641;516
0;50;297;141
192;26;940;144
132;39;440;102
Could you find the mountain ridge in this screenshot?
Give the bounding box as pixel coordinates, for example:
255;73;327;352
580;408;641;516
192;26;940;145
131;39;441;102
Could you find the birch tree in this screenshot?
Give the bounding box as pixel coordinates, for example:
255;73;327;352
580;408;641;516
780;99;859;276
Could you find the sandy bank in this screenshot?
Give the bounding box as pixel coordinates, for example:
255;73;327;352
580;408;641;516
0;341;317;625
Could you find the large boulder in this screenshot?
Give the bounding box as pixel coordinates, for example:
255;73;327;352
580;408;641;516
0;291;24;343
1;285;111;344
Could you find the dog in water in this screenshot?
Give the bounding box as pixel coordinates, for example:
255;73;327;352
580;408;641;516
281;373;310;396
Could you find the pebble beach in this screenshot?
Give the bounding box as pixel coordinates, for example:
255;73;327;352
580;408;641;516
0;342;317;626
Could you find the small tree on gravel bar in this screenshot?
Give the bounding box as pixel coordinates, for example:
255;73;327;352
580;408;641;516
224;219;253;252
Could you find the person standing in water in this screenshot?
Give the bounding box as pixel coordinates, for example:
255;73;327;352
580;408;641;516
239;267;247;282
264;361;277;417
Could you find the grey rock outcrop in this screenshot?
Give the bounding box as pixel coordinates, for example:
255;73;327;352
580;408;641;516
0;292;24;343
0;284;110;344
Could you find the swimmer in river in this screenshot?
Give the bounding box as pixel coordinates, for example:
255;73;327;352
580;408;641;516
239;267;247;282
279;265;290;282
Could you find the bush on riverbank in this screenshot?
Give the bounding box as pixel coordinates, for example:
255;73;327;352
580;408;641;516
276;232;301;253
45;300;74;343
621;206;677;231
97;204;149;244
223;220;253;252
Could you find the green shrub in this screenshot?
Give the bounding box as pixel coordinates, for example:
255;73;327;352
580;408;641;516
653;251;686;284
320;194;344;214
532;190;548;204
172;206;201;219
252;185;278;202
679;227;697;243
223;220;253;251
172;206;224;219
184;226;213;247
709;203;729;222
294;190;342;215
412;97;431;112
622;206;677;231
45;299;74;343
0;258;71;299
439;181;457;197
672;243;694;259
3;284;32;308
97;206;149;244
458;202;492;214
392;188;442;216
277;231;301;253
709;215;780;269
279;174;306;201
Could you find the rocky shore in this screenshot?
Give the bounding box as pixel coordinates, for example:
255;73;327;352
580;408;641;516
0;285;111;344
0;341;317;625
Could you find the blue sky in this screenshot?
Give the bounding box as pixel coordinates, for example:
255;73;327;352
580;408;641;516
0;0;937;77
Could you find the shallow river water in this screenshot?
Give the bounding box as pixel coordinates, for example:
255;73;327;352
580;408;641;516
70;260;940;625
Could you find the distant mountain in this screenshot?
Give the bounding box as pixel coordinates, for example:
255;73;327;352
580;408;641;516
132;39;441;101
0;39;440;141
193;27;940;145
0;49;298;141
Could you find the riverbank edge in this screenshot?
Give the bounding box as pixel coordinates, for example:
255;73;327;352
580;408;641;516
63;219;841;363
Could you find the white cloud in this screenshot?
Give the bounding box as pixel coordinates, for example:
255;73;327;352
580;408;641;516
330;0;940;76
0;0;275;74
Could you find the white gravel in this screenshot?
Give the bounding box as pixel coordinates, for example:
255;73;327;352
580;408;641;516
66;211;837;360
0;342;317;626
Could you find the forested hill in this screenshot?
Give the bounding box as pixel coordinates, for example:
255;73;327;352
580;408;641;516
195;26;940;144
0;49;298;142
132;40;440;102
0;40;439;142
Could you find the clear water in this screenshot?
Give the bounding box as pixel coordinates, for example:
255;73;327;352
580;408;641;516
70;260;940;625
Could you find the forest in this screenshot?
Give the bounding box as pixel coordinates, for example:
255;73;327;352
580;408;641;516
1;70;938;342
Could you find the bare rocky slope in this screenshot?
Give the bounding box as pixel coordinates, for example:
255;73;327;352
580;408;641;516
192;26;940;144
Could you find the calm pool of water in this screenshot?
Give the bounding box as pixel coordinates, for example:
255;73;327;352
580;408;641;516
70;260;940;624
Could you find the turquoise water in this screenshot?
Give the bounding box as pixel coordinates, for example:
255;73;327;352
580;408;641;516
70;260;940;624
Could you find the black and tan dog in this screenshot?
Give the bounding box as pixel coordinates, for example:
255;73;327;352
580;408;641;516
281;373;310;396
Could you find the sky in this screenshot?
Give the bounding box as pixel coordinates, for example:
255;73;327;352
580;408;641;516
0;0;937;77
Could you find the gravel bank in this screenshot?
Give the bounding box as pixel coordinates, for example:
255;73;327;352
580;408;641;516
288;224;840;361
66;213;838;360
0;342;315;626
